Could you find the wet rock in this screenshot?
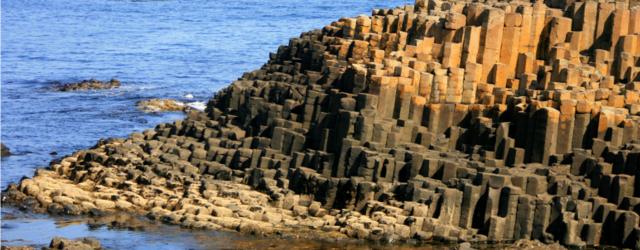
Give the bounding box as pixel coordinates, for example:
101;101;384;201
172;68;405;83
1;246;35;250
46;236;102;250
53;79;120;91
136;98;187;113
457;242;475;250
1;143;11;157
503;239;566;250
1;237;102;250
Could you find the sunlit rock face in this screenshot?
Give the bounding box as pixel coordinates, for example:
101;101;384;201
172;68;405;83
5;0;640;248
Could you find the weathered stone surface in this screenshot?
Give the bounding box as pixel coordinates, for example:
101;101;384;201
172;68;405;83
136;98;188;113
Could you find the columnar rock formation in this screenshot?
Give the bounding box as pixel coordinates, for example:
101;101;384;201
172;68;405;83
4;0;640;248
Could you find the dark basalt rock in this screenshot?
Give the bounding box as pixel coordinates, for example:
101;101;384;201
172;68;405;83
53;78;120;91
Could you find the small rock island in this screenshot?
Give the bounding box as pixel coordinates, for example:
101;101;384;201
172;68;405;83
53;79;120;92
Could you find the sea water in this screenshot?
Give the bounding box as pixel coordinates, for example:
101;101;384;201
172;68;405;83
1;0;412;248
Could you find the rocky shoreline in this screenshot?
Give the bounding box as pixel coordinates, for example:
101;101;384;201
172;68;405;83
3;0;640;248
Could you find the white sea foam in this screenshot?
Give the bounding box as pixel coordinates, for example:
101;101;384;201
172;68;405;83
187;101;206;111
184;93;194;99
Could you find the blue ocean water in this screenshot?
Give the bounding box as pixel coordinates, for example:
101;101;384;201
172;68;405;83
1;0;409;248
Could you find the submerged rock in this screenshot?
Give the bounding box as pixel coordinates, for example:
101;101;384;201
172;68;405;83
46;237;102;250
54;79;120;91
1;143;11;157
1;246;34;250
504;239;566;250
0;237;102;250
4;0;640;248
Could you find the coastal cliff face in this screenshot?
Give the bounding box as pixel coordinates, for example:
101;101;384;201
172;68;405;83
4;0;640;247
